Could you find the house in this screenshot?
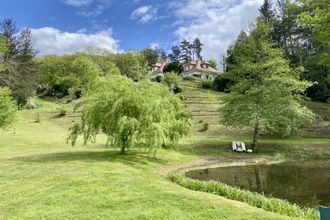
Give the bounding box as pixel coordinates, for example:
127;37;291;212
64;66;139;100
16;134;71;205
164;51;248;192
181;60;219;80
151;60;220;80
150;62;168;80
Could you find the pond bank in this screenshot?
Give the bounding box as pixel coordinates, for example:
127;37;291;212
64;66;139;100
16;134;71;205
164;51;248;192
166;156;321;220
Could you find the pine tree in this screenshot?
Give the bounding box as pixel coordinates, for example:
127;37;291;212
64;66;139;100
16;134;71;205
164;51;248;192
168;46;181;62
180;39;192;63
0;18;37;107
193;38;203;60
259;0;274;22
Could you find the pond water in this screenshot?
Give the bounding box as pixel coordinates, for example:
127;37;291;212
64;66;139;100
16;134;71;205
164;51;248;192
185;161;330;208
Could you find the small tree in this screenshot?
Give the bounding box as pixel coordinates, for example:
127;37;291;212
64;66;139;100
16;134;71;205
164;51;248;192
162;72;182;93
0;87;16;129
68;75;191;154
163;61;184;74
221;20;315;152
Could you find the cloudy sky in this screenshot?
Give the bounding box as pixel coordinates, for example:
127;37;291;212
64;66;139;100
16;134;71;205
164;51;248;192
0;0;263;62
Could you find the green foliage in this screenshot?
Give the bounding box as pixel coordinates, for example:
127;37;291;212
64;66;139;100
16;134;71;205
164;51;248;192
213;72;235;92
68;75;191;154
0;87;16;129
200;79;213;89
37;54;101;99
111;52;149;81
299;0;330;68
183;76;195;81
202;122;209;131
140;48;159;68
208;59;217;69
221;21;315;150
0;37;8;72
163;61;183;74
0;19;38;107
162;72;182;93
168;174;318;220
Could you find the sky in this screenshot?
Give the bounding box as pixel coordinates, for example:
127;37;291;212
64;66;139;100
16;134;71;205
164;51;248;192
0;0;264;63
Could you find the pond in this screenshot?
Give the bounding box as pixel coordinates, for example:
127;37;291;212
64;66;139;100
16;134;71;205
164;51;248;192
185;161;330;209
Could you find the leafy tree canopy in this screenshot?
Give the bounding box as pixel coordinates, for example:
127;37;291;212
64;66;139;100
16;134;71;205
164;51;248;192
221;20;315;151
163;61;183;74
68;75;191;154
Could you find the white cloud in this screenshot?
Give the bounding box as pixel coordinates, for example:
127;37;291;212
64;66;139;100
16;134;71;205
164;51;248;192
131;5;158;24
62;0;93;7
78;4;104;17
173;0;263;64
149;43;159;50
31;27;120;56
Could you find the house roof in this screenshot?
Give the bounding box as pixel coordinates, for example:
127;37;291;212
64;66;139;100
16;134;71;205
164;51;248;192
183;60;218;74
151;60;219;75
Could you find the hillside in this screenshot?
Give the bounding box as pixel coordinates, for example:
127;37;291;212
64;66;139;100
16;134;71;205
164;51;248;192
181;79;330;139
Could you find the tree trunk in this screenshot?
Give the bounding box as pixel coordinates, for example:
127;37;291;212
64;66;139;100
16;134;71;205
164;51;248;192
252;122;259;152
120;145;126;155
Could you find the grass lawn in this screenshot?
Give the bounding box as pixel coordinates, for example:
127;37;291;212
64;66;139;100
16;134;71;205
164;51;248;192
0;83;329;219
0;104;299;219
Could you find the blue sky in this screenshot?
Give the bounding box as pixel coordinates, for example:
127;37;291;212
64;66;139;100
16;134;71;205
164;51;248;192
0;0;263;62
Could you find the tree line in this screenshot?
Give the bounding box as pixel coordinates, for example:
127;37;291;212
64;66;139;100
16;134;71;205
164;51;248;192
220;0;329;102
218;0;329;151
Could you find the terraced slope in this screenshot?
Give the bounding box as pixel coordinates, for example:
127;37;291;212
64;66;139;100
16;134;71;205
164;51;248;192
181;79;330;139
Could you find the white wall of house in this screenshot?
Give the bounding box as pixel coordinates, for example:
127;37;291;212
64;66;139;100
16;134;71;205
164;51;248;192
182;71;217;80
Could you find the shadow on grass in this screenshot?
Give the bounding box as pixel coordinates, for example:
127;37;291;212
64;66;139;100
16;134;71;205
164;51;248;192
10;150;168;166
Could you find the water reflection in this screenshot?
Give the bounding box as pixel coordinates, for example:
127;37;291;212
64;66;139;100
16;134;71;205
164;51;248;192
186;161;330;208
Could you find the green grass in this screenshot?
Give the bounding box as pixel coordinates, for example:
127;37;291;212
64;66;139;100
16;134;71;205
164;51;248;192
0;83;329;219
168;174;319;220
0;104;296;219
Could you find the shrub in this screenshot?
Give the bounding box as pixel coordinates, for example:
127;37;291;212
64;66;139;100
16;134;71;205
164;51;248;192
183;76;195;81
58;108;67;117
168;174;318;220
0;87;16;129
162;72;182;94
201;79;213;89
202;122;209;131
213;72;235;92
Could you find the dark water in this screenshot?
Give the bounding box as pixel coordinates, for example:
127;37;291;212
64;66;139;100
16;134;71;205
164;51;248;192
185;161;330;208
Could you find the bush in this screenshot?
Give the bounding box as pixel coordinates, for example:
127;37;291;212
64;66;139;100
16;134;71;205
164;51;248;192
163;61;184;74
202;122;209;131
201;79;213;89
213;72;235;92
58;108;67;117
0;87;16;129
168;174;318;220
162;72;182;94
183;76;195;81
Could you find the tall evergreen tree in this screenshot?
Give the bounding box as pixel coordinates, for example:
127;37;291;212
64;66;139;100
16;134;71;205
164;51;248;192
180;39;192;63
168;46;181;62
193;38;203;60
221;20;315;152
0;18;37;106
259;0;274;22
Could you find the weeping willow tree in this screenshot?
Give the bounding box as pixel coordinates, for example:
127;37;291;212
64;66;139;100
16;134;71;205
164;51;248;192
68;75;191;154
